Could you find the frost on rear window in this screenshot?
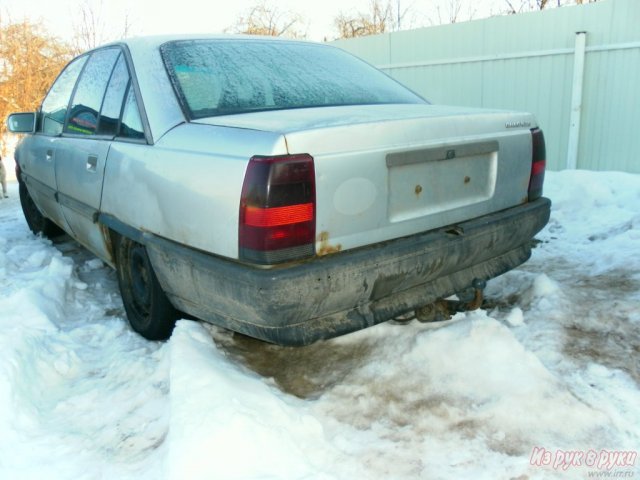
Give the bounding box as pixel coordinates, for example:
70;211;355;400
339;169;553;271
161;40;425;118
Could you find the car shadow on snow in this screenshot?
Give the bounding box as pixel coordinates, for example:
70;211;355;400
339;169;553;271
208;328;377;399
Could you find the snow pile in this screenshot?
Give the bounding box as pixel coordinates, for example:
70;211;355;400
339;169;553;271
167;321;335;480
0;170;639;479
0;184;168;479
540;170;640;275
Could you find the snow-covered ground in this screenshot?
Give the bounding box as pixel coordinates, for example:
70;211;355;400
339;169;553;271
0;171;638;479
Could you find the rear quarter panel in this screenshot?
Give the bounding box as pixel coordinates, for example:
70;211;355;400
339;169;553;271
100;124;288;259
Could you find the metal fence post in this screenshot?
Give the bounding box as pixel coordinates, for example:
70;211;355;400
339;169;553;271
566;31;587;170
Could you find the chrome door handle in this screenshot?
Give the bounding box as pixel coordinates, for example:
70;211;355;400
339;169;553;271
86;154;98;172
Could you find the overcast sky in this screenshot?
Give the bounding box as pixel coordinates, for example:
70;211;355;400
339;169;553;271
2;0;512;43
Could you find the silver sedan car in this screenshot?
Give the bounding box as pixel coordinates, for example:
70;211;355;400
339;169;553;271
8;35;550;345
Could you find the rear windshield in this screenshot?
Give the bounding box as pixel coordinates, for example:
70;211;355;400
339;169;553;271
161;39;426;119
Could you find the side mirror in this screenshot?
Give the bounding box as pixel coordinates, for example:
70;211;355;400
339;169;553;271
7;112;36;134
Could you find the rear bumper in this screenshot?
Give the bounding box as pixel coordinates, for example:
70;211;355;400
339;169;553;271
147;197;551;346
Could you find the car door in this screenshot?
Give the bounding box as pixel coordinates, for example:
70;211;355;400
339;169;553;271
19;55;88;231
55;48;127;262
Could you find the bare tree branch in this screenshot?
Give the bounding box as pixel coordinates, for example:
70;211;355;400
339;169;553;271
436;0;466;24
503;0;599;12
227;0;307;38
72;0;135;53
334;0;406;39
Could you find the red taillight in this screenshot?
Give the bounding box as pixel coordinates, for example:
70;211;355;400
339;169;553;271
239;154;316;264
244;203;314;227
528;128;546;201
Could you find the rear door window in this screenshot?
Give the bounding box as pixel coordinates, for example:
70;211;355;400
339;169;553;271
97;54;130;136
65;48;121;136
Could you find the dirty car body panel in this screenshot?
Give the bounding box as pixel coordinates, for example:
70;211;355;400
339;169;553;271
9;35;550;345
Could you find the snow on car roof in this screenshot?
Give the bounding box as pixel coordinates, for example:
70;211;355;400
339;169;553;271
107;33;317;52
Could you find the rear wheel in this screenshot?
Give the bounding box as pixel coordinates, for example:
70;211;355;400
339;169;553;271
115;236;178;340
19;181;62;238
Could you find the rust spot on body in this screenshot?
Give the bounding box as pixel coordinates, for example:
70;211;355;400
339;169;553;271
99;223;117;267
414;184;423;196
464;176;471;184
317;231;342;256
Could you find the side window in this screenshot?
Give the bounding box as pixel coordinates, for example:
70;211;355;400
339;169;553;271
66;48;120;136
97;54;130;136
120;87;145;140
40;55;88;135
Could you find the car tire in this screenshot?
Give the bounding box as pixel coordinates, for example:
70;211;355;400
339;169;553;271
19;181;63;238
116;236;178;340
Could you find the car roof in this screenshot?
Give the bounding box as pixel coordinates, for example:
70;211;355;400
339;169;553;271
108;34;316;53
